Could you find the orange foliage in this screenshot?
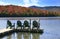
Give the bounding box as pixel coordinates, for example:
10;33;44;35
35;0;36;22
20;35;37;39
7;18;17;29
0;5;48;15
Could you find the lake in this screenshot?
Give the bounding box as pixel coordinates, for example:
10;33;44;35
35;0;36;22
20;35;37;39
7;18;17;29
0;17;60;39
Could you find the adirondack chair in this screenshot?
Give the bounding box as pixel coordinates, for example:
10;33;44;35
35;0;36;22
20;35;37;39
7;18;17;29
32;20;40;30
23;20;30;30
6;20;12;29
17;20;23;29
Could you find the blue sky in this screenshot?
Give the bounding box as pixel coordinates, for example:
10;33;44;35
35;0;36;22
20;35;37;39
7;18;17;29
0;0;60;7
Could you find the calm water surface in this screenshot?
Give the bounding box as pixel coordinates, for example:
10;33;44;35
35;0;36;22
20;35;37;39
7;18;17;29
0;19;60;39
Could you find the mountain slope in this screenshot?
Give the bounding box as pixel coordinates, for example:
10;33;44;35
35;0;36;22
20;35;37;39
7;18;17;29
0;5;59;17
29;6;60;13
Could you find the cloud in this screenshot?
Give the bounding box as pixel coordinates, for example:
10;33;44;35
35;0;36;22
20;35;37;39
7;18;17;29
0;1;10;5
20;0;40;7
0;0;40;7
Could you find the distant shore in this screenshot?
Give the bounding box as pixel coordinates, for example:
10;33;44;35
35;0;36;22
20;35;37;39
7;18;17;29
0;17;60;20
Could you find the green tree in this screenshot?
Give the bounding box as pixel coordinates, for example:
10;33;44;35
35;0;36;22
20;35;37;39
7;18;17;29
47;11;57;17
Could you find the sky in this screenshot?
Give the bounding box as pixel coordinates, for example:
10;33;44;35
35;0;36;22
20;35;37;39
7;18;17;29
0;0;60;7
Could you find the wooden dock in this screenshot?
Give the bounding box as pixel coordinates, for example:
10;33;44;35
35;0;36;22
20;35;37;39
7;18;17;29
0;28;43;37
0;29;15;37
0;17;45;37
15;29;43;33
0;29;12;33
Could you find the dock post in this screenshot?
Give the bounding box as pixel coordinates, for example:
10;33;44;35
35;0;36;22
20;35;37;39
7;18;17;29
39;19;40;29
30;19;31;30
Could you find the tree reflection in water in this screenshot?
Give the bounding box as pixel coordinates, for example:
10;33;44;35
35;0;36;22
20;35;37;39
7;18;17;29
17;33;40;39
17;32;22;39
23;33;30;39
32;33;40;39
0;33;40;39
7;35;12;39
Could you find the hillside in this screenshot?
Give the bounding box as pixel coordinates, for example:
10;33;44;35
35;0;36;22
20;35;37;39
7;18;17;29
0;5;59;17
29;6;60;13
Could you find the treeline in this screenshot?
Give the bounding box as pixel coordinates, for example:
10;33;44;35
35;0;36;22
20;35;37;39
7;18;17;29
0;5;59;17
0;11;59;17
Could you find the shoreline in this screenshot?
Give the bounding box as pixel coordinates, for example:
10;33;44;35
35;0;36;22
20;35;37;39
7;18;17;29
0;17;60;20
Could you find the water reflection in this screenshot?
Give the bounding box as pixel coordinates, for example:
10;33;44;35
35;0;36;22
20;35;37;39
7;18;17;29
32;33;40;39
23;33;30;39
7;35;11;39
12;33;17;39
17;32;22;39
17;33;40;39
4;33;40;39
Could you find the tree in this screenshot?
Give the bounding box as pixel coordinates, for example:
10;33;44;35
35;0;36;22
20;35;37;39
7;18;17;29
47;11;57;17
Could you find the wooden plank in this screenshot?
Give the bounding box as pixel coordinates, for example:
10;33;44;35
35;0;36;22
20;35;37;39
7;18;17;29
0;29;12;33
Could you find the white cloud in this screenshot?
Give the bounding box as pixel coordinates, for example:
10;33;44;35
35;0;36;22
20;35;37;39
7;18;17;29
0;1;10;5
21;0;40;7
0;0;40;7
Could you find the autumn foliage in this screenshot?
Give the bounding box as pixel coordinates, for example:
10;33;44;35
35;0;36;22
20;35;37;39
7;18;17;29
0;5;59;17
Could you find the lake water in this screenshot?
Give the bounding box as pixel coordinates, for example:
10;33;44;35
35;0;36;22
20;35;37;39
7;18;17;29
0;19;60;39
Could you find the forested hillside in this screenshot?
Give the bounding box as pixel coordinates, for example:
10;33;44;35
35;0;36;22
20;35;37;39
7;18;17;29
0;5;59;17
